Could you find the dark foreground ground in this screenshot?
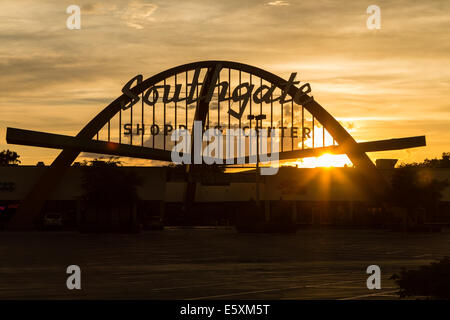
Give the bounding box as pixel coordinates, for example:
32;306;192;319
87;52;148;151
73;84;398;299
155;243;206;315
0;228;449;299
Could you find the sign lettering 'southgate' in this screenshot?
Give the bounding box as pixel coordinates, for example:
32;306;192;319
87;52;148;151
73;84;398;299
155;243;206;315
121;70;313;120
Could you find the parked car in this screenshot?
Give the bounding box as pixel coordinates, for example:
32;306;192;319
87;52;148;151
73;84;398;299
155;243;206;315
43;212;63;229
144;216;164;230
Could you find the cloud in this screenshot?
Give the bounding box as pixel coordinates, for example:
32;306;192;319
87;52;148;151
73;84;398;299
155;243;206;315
82;3;101;14
80;1;157;29
122;1;158;29
266;1;290;6
1;0;450;165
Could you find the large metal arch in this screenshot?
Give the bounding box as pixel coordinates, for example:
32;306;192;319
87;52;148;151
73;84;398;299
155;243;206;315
9;60;389;228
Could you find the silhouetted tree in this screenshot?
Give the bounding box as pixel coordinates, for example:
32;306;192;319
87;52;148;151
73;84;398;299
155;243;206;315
0;149;21;166
399;152;450;168
81;157;142;228
389;166;448;224
391;257;450;299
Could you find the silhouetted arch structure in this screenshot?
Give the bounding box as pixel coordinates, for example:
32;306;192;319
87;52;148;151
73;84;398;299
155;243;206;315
6;60;426;228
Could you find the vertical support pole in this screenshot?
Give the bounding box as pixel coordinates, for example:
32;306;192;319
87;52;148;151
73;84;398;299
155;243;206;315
141;87;144;146
323;126;325;147
119;108;122;144
281;99;284;152
186;71;188;130
163;78;166;150
217;72;220;127
249;74;252;153
238;71;241;154
228;69;231;131
270;91;273;130
256;119;260;207
152;88;155;148
130;95;133;145
260;78;263;115
291;99;294;150
175;74;177;132
301;106;304;149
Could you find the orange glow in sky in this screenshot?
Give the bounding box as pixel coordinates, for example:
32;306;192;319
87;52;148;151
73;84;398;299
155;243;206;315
1;0;449;165
284;153;352;168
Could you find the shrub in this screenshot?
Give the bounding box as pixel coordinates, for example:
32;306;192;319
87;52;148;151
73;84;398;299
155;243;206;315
391;257;450;299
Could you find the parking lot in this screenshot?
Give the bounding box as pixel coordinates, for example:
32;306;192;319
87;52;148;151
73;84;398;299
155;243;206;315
0;228;449;299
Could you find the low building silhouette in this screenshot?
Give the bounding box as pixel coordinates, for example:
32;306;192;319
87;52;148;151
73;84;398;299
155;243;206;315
1;164;449;230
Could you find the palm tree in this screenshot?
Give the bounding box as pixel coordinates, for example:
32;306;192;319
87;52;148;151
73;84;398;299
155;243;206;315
0;149;21;166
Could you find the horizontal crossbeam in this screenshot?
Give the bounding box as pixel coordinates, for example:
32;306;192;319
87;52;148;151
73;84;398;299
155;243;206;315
6;127;426;163
7;127;172;162
274;135;426;161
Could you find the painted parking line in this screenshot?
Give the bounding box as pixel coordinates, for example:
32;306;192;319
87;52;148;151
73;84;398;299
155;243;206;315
187;279;362;300
339;289;398;300
412;253;433;258
187;285;311;300
304;280;361;288
151;282;232;291
151;273;346;292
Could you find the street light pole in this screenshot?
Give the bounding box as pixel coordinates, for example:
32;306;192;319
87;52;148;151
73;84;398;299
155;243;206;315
247;114;266;208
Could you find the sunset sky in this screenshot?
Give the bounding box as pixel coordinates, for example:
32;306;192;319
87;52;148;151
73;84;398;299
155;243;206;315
1;0;449;166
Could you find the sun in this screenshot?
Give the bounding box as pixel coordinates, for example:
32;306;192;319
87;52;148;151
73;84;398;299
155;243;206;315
282;124;355;168
285;153;352;168
315;153;351;167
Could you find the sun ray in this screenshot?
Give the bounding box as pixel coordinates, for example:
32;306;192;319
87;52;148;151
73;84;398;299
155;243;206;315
284;153;352;168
